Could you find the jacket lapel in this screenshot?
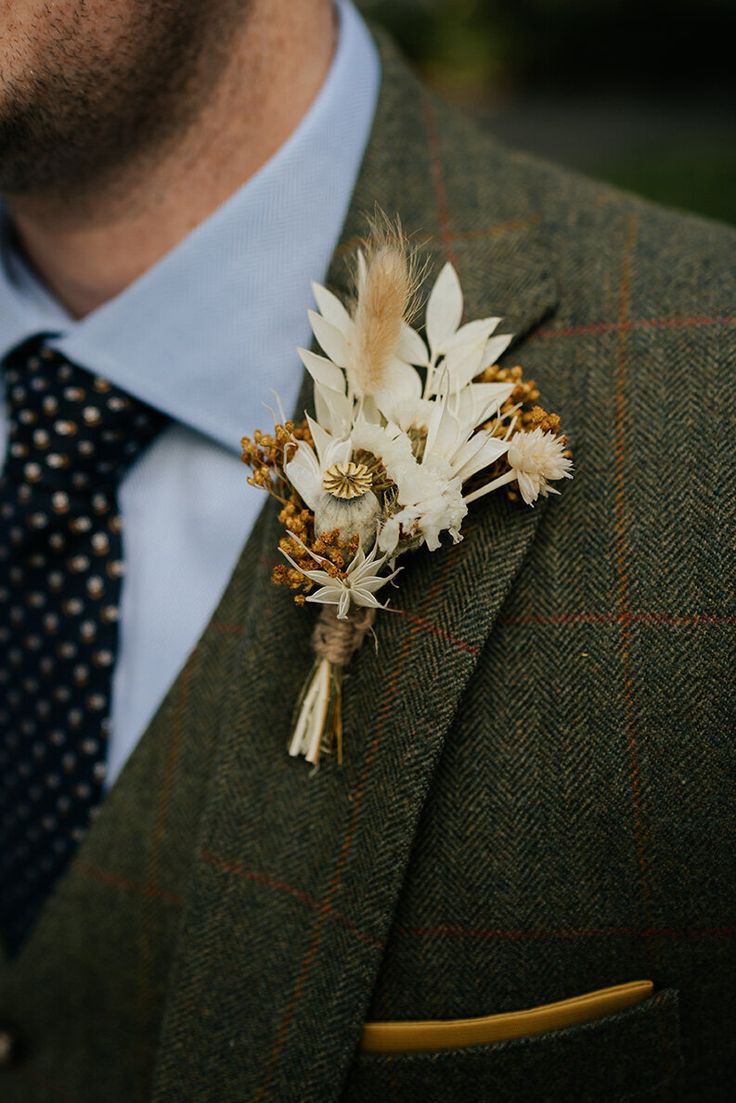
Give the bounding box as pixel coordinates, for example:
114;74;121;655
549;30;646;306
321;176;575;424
153;37;558;1103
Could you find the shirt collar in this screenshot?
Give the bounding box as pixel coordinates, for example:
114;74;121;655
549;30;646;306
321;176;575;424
0;0;379;454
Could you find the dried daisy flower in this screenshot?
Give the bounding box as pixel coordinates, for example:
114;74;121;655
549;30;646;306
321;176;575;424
465;426;573;506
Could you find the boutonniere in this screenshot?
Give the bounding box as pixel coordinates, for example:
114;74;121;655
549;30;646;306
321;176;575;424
241;216;572;767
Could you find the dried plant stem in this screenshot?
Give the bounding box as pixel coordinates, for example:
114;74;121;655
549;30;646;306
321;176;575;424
464;468;517;504
288;606;376;767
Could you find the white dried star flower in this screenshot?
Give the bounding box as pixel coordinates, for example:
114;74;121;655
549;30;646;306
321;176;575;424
423;262;514;396
506;427;573;505
281;537;401;621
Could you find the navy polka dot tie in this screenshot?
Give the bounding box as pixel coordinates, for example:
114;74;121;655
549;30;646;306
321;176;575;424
0;336;167;955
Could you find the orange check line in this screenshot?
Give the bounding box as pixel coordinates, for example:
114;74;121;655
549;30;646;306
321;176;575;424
75;862;183;906
500;611;736;628
200;850;384;950
536;315;736;341
395;609;480;654
213;614;481;654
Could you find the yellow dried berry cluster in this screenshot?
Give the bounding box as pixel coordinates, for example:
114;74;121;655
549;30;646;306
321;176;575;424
524;405;564;435
272;515;360;605
241;421;360;605
478;362;541;424
240;420;313;502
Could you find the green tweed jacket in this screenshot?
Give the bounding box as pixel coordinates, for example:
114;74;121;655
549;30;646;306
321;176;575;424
1;34;734;1103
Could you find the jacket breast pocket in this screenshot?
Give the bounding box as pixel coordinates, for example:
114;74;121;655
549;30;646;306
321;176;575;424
343;988;682;1103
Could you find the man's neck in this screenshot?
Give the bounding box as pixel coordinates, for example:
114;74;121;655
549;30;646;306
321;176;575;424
3;0;337;320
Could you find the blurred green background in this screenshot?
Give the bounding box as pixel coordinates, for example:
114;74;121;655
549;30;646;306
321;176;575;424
358;0;736;225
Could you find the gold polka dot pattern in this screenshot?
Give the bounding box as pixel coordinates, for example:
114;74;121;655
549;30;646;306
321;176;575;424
0;336;167;955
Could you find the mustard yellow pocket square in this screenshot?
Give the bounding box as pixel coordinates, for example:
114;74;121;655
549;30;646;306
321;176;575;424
360;980;654;1054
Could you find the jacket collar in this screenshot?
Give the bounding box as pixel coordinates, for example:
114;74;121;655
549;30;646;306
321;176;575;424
153;36;558;1102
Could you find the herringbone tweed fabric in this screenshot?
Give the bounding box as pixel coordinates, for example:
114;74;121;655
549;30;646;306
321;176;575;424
1;32;734;1103
0;502;271;1099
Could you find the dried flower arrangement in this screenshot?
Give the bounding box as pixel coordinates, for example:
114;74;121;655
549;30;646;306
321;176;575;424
241;218;572;765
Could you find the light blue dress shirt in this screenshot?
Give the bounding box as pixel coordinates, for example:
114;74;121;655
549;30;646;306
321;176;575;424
0;0;380;785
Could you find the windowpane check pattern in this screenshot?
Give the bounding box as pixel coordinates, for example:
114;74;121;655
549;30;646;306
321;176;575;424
0;337;167;955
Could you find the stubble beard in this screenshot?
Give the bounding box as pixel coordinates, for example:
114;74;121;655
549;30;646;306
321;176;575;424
0;0;252;202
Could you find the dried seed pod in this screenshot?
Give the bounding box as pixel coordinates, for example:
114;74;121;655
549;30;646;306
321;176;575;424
322;460;373;500
314;489;380;550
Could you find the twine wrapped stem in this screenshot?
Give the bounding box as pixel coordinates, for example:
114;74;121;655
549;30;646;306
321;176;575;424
288;605;376;766
311;604;376;665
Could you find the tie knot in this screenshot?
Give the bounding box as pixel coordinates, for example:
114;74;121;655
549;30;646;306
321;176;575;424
2;338;166;492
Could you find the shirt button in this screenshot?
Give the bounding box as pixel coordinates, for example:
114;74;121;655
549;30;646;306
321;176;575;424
0;1021;24;1068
